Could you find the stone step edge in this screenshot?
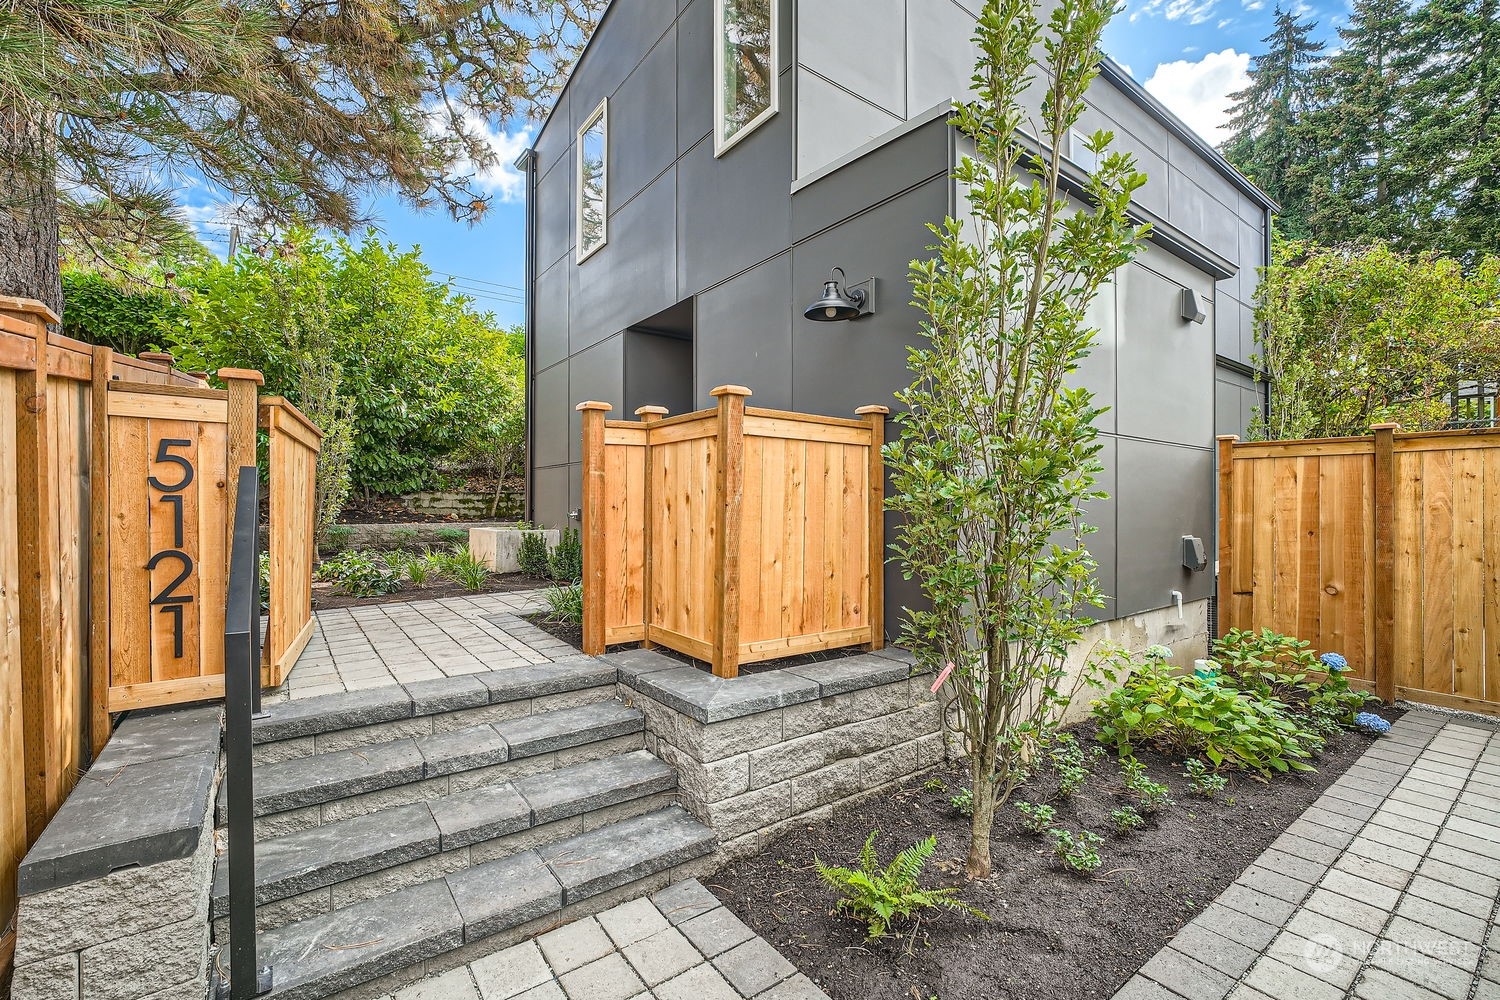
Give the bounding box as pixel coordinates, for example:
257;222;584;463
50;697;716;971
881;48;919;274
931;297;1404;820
245;806;718;1000
209;750;677;917
219;701;645;824
252;656;618;746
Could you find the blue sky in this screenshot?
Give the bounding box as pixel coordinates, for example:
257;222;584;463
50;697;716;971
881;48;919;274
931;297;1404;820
181;0;1348;329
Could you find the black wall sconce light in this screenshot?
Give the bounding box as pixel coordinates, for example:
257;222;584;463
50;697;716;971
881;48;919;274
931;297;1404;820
805;267;875;322
1180;288;1206;325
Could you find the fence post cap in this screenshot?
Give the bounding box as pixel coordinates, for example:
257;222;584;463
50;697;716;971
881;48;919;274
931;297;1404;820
855;405;891;416
1370;422;1402;431
635;405;670;417
1216;434;1240;442
0;295;60;326
137;351;175;366
576;401;612;412
216;367;265;386
710;385;752;398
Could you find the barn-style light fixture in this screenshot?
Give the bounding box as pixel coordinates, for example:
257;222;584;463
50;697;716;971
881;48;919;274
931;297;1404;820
804;267;874;322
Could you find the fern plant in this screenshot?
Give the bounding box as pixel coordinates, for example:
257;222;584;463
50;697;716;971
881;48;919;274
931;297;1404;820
814;833;987;941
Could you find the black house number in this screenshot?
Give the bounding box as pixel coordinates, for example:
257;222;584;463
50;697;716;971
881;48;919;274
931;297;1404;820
148;438;195;658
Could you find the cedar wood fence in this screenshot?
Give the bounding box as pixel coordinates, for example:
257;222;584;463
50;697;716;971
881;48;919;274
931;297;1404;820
0;296;320;969
1219;424;1500;715
578;385;888;678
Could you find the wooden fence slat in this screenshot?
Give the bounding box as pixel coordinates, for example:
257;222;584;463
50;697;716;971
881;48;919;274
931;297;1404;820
1454;448;1485;700
1422;449;1457;694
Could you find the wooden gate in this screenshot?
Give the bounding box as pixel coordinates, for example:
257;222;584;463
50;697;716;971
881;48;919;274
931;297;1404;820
262;397;322;686
579;385;888;678
1219;425;1500;713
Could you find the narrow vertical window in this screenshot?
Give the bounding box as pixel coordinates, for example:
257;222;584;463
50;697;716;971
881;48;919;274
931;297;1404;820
577;99;608;262
715;0;778;155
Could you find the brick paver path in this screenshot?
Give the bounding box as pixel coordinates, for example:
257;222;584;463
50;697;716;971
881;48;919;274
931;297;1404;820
1116;709;1500;1000
383;881;829;1000
270;591;573;701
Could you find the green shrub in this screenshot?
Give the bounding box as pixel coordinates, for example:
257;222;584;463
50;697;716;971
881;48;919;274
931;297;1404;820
548;527;582;581
317;550;403;597
1120;758;1173;814
388;527;420;551
542;582;583;626
1049;829;1103;875
949;788;974;817
258;551;270;608
1014;801;1055;836
519;531;551;578
1093;658;1318;776
1050;733;1098;798
1109;806;1144;834
814;833;987;941
447;550;491;591
922;777;947;793
321;524;353;555
1184;759;1228;799
435;527;469;547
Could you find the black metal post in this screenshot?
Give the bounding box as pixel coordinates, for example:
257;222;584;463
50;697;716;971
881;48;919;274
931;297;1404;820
225;465;268;999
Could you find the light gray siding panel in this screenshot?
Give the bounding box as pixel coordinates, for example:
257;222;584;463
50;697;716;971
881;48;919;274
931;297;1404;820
795;70;904;179
1115;257;1216;448
533;361;571;469
907;0;980;113
694;254;795;410
1076;277;1118;435
1215;294;1244;366
534;260;570;373
1168;167;1237;260
612;28;678;207
567;335;626;464
1086;436;1119;623
1074;104;1169;219
1115;439;1215;614
570;168;678;354
798;0;907;117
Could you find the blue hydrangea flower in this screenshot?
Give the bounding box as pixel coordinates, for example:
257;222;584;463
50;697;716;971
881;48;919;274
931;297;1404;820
1320;652;1350;673
1355;712;1391;735
1145;644;1172;661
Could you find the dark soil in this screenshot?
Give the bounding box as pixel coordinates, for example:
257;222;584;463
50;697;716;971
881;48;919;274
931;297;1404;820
523;612;866;674
709;709;1405;1000
311;573;542;611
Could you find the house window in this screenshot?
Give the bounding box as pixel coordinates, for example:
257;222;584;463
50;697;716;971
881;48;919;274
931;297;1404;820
577;99;608;262
715;0;778;155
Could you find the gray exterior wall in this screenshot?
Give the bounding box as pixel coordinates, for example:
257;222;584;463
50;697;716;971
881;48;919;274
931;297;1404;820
524;0;1274;626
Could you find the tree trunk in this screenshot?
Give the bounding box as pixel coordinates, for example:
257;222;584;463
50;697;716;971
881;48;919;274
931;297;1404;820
0;104;61;314
965;746;998;879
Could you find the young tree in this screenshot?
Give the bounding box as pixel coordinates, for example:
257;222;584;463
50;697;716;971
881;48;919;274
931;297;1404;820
885;0;1146;879
1252;240;1500;439
1222;7;1326;238
0;0;605;312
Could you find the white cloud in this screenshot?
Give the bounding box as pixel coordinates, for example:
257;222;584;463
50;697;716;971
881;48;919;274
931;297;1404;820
1244;0;1265;9
1142;48;1251;146
468;121;533;203
1133;0;1221;24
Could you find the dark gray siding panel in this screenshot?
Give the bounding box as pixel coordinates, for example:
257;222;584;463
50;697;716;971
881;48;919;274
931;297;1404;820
534;260;571;373
1115;257;1216;448
535;89;570;178
694;254;795;411
1115;439;1215;615
570;169;678;355
675;92;794;296
533;362;571;469
536;152;573;273
532;465;572;537
624;331;694;416
791;116;949;242
567;335;626;464
676;0;712;155
613;28;679;207
566;2;675;133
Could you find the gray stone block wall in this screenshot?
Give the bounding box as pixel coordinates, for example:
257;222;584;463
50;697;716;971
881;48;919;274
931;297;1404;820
626;674;946;856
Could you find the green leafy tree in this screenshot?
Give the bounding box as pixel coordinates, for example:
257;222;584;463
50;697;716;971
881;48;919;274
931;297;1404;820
59;270;185;355
1;0;606;312
884;0;1145;879
1252;240;1500;439
1222;7;1327;238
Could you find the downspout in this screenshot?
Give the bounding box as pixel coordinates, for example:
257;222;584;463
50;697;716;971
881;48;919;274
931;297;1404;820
515;146;539;523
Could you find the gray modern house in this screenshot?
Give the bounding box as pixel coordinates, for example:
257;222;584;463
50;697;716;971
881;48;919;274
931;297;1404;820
519;0;1275;634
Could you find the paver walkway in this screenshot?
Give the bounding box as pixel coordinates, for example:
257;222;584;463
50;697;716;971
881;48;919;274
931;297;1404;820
1116;709;1500;1000
271;591;569;701
382;880;829;1000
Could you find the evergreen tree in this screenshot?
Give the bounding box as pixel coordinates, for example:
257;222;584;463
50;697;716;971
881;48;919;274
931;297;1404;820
1222;7;1326;238
1305;0;1422;245
0;1;606;313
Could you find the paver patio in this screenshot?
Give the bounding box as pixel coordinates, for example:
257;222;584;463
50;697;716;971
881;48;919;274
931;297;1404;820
382;880;829;1000
1115;709;1500;1000
270;591;568;701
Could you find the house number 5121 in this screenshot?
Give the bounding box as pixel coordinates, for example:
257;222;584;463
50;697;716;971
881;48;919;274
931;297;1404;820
147;438;195;658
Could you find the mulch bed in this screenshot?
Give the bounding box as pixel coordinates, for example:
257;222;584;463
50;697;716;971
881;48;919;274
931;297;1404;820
311;573;542;611
523;613;866;673
709;709;1404;1000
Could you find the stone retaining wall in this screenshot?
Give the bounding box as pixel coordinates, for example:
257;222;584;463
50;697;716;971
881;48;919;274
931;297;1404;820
608;649;946;857
12;705;223;1000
